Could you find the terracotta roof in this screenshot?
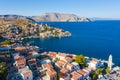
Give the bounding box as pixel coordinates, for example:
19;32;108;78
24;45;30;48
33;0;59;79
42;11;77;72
65;57;73;61
56;60;67;68
58;53;67;57
14;54;20;60
59;60;67;65
43;63;53;69
91;58;98;63
46;69;57;76
85;68;92;71
72;55;76;60
28;51;38;55
21;70;32;77
60;68;68;74
48;52;56;58
16;57;26;64
56;62;63;68
14;46;26;51
67;63;73;67
77;70;87;76
70;71;82;80
28;58;36;64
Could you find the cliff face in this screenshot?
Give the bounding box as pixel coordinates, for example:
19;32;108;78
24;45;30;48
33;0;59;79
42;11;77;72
0;13;91;22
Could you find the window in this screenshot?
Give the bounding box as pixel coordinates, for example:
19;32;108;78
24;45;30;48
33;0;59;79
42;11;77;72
27;77;29;79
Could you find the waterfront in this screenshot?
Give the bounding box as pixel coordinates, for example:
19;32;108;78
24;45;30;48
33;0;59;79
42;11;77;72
24;21;120;66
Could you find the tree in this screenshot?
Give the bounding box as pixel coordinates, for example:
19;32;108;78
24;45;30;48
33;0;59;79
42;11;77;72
57;72;62;80
0;62;8;80
75;54;86;69
0;40;11;45
105;67;110;74
90;68;104;79
54;58;60;62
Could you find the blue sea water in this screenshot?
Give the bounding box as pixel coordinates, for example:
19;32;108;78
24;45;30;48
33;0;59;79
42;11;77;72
24;20;120;66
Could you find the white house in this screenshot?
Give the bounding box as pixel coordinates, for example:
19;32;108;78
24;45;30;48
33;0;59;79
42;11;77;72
66;63;73;72
21;70;33;80
71;62;80;71
56;53;67;60
88;58;102;70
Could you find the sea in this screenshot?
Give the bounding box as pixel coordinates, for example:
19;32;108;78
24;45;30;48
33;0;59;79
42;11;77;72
23;20;120;66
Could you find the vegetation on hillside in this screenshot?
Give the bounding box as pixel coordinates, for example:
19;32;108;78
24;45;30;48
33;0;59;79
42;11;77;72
90;68;104;79
90;67;110;79
0;19;34;28
0;62;8;80
75;54;88;69
0;40;11;45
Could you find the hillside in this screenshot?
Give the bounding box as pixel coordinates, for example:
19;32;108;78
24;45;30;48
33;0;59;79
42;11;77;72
31;13;91;22
0;13;91;22
0;15;36;22
0;19;34;28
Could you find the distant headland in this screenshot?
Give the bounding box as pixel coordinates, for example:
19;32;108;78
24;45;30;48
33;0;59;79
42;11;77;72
0;18;71;39
0;13;91;22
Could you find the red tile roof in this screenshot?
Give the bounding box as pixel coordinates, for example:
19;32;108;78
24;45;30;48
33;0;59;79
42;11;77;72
14;46;26;51
16;57;26;65
48;52;56;58
60;68;68;74
14;54;20;60
71;71;82;80
43;63;53;69
91;58;98;63
21;70;32;77
46;69;57;76
67;63;73;68
28;58;36;64
56;60;67;68
58;53;67;57
77;70;87;76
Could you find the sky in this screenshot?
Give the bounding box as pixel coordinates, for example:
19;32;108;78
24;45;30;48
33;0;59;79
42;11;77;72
0;0;120;18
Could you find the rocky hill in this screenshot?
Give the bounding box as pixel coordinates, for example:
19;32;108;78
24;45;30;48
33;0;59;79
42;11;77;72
0;13;91;22
31;13;91;22
0;15;36;22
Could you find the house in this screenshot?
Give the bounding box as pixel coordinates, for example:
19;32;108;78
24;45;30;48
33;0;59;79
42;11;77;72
40;63;54;77
27;51;39;58
55;60;67;70
60;68;70;80
71;62;80;71
57;53;67;60
64;57;73;63
66;63;73;72
42;63;53;69
28;58;37;71
21;70;33;80
18;66;30;73
87;58;102;70
77;69;89;80
47;52;57;61
83;68;92;75
14;46;26;52
40;58;51;64
13;54;21;61
46;69;57;80
70;71;82;80
14;57;26;69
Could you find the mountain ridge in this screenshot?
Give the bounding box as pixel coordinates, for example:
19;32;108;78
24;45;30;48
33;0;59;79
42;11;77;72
0;13;91;22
